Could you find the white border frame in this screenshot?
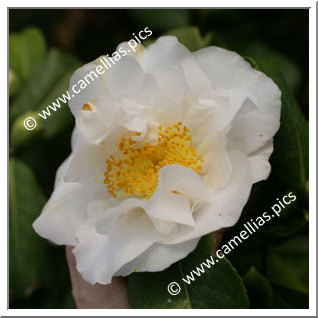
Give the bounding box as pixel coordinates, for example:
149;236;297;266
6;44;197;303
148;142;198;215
3;1;316;316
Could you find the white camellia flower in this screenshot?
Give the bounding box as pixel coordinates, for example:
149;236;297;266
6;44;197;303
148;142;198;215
33;36;281;285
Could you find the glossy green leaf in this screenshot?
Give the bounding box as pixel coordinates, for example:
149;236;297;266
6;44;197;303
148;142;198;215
266;236;308;294
10;48;80;145
244;42;302;93
9;158;46;298
262;205;308;237
165;26;213;52
9;27;46;80
35;65;77;140
243;267;273;308
222;231;264;276
128;234;249;308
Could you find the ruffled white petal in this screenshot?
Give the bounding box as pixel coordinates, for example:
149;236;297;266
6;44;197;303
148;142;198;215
185;97;233;189
68;59;113;118
146;165;210;228
32;182;105;246
73;209;164;284
194;46;281;112
63;134;108;186
166;150;253;244
141;36;212;97
33;37;281;286
195;46;281;182
115;238;200;276
247;141;274;183
227;107;279;154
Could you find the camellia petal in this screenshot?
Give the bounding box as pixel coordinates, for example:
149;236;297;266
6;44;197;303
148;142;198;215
73;209;164;284
164;150;253;245
33;181;106;246
115;238;200;277
33;36;281;285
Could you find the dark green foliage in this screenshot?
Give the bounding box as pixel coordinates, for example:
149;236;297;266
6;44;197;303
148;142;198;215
128;235;249;309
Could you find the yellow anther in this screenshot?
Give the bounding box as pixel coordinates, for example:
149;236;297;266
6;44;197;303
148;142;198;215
104;123;203;199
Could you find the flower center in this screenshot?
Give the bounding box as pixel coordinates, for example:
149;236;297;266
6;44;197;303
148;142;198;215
104;122;204;199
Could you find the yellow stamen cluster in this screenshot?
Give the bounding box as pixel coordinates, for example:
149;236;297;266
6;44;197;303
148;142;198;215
104;122;204;199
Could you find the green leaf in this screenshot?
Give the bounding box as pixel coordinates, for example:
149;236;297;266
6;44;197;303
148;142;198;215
266;236;308;294
34;65;77;140
130;9;190;31
128;260;190;309
9;27;46;80
10;48;80;144
128;234;249;308
247;57;308;190
222;231;264;276
262;205;308;237
9;158;46;298
165;26;213;52
244;42;302;93
243;267;273;308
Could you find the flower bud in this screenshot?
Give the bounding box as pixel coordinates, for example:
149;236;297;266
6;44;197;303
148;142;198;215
9;68;21;98
11;111;42;151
